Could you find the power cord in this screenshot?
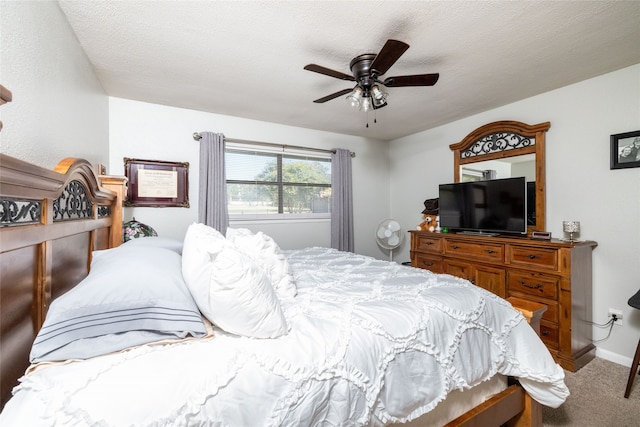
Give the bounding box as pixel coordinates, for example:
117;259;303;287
588;315;619;343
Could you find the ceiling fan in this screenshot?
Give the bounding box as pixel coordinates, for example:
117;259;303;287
304;39;439;112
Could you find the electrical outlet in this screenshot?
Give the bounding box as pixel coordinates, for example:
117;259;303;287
608;308;624;325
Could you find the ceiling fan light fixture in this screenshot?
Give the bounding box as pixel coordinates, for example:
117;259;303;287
360;96;372;112
372;97;387;109
346;86;363;109
371;85;388;109
371;85;387;101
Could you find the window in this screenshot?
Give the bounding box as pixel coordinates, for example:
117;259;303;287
226;146;331;218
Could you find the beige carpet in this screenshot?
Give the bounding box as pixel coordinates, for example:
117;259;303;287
543;357;640;427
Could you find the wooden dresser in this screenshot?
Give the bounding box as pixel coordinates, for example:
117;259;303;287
410;230;597;372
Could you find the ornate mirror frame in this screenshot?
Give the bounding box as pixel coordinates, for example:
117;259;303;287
449;120;550;234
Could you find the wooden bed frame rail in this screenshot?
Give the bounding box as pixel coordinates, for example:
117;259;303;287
0;154;125;408
446;382;541;427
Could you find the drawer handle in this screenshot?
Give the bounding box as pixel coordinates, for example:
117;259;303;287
528;255;538;259
486;249;495;254
519;280;542;290
542;330;551;336
426;241;433;245
451;245;460;249
424;262;434;267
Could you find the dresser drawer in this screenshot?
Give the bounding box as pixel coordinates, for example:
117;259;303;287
507;271;559;299
507;298;558;323
541;300;558;323
443;259;473;281
414;235;443;254
507;245;558;270
414;254;443;273
444;240;504;262
540;320;559;349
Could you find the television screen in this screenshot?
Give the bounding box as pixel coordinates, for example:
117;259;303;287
439;177;527;235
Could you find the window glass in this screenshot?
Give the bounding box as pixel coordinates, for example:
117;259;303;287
226;149;331;217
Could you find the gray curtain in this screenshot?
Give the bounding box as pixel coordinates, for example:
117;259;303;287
331;148;354;252
198;132;229;235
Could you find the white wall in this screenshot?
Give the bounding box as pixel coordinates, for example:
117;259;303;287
0;1;108;169
390;64;640;366
108;98;390;258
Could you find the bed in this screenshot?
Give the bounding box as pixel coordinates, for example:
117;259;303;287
0;154;568;426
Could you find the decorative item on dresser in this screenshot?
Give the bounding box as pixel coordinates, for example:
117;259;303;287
562;221;580;242
410;231;597;372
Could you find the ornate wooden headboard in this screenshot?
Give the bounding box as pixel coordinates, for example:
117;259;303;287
0;154;126;408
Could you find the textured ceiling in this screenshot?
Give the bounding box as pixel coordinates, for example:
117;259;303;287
57;1;640;141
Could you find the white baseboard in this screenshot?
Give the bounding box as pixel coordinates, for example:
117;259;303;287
595;348;632;367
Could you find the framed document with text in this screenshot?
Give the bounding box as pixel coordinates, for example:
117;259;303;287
124;158;189;207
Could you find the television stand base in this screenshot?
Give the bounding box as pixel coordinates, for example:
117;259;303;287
456;231;500;237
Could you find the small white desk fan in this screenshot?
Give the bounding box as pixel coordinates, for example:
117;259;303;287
375;219;404;261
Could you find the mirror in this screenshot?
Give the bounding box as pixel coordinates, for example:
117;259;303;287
460;154;536;227
450;121;549;234
460;154;535;182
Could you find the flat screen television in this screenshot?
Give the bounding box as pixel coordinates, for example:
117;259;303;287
439;177;527;236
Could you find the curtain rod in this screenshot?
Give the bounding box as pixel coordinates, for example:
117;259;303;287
192;132;355;157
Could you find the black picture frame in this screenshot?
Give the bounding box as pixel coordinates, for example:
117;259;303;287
124;158;189;207
611;130;640;170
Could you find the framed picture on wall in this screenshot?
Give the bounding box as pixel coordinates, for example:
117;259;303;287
610;130;640;170
124;158;189;207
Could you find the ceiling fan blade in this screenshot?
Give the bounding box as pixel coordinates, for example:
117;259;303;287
304;64;355;81
383;73;440;87
370;39;410;76
313;88;353;103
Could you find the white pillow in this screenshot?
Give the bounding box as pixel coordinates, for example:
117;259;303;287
123;236;184;254
182;223;288;338
32;244;206;363
226;228;297;299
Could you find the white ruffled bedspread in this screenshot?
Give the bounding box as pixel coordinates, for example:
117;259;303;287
1;247;568;426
